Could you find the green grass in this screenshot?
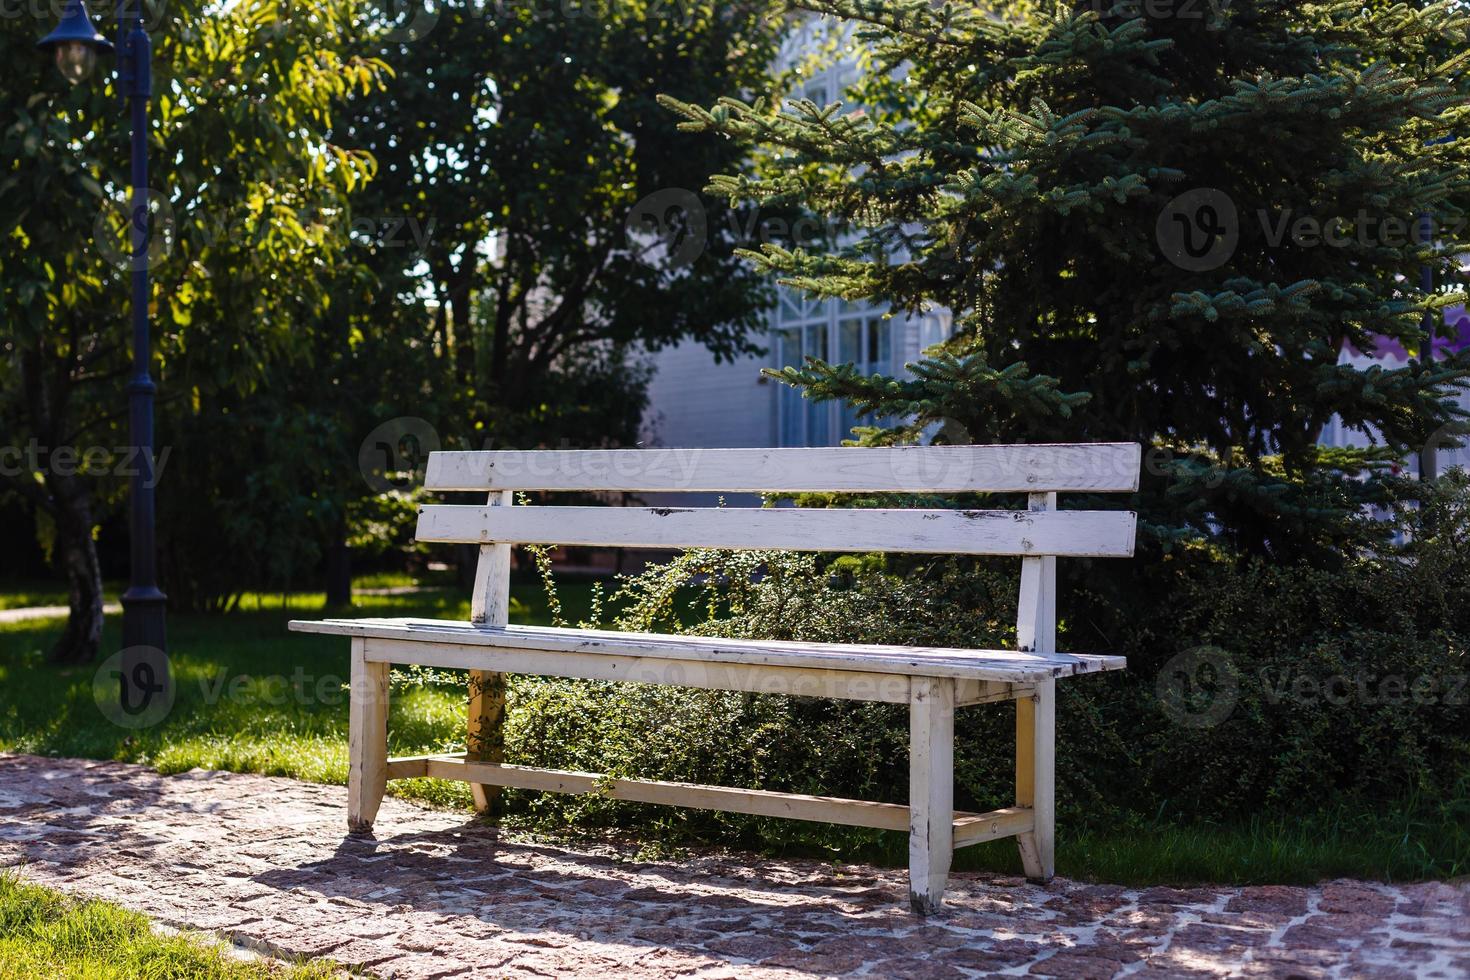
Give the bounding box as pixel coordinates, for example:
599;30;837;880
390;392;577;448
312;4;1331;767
0;873;338;979
0;576;1466;886
941;793;1470;883
1059;802;1470;883
0;579;596;812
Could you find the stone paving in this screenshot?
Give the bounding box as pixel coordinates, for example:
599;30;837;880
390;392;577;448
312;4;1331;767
0;754;1465;979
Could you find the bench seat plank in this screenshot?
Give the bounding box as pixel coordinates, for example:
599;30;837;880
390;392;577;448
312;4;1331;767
356;632;933;702
289;618;1124;682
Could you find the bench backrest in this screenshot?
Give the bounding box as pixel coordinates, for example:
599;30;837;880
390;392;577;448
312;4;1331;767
415;444;1141;650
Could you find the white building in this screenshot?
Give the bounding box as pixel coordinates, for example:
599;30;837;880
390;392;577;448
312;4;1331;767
1327;308;1470;477
640;20;952;451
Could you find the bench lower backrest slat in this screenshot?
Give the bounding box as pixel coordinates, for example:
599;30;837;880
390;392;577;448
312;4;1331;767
416;505;1137;558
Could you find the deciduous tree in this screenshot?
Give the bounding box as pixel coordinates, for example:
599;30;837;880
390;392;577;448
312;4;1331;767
338;0;790;448
0;0;381;659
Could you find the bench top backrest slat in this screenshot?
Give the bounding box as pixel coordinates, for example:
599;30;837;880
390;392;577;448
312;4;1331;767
418;444;1141;560
425;444;1142;494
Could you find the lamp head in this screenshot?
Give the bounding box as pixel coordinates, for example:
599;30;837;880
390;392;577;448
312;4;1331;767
38;0;113;86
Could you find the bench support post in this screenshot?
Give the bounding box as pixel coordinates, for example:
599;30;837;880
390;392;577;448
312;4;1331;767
468;489;513;814
1015;677;1055;882
347;638;390;833
1015;491;1058;883
908;675;955;914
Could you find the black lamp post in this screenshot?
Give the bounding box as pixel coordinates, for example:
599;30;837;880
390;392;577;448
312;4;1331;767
39;1;169;681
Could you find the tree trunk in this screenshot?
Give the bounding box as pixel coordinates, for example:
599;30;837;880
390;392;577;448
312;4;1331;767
449;272;476;388
436;254;478;388
455;543;478;593
48;478;104;665
324;527;352;609
19;342;102;664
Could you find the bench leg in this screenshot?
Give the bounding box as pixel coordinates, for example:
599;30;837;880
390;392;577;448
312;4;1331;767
467;669;506;815
348;639;390;834
1015;677;1055;883
466;495;513;815
909;676;955;915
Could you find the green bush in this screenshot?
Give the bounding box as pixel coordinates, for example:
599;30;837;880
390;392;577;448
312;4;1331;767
1087;474;1470;819
504;478;1470;848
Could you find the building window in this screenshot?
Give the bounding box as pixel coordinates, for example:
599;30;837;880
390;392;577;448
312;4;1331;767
837;314;891;438
775;326;804;447
767;34;915;447
772;292;897;446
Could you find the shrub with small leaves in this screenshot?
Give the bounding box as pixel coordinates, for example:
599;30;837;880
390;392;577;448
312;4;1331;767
505;476;1470;846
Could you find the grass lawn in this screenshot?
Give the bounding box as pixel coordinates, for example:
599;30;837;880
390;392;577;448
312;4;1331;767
0;579;602;811
0;575;1465;886
0;873;337;979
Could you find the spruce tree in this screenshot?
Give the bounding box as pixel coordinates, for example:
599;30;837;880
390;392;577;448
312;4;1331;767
664;1;1470;561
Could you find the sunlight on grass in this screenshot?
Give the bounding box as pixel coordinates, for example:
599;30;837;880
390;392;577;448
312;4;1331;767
0;581;581;814
0;873;338;978
0;582;122;612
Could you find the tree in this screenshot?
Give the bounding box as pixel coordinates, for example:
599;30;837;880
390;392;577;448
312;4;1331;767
336;0;791;449
1;0;381;659
666;0;1470;561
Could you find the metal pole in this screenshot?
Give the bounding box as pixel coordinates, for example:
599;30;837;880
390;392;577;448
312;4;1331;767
117;0;168;700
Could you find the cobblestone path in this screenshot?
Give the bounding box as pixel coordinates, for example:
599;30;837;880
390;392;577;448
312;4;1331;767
0;755;1465;978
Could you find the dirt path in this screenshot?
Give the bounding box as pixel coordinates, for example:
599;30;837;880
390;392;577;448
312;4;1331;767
0;603;120;624
0;754;1464;979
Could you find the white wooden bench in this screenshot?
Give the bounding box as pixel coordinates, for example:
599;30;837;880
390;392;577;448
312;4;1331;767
290;444;1139;913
